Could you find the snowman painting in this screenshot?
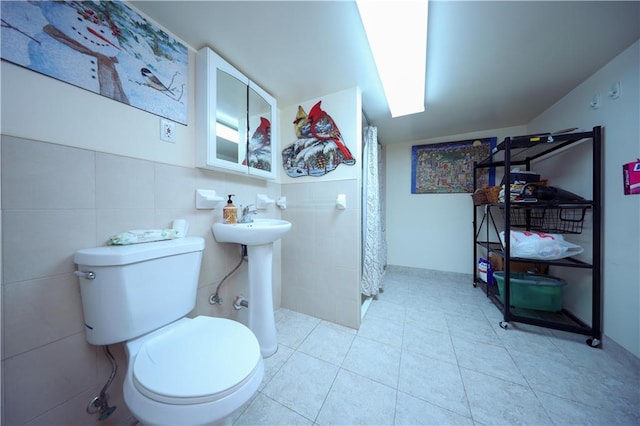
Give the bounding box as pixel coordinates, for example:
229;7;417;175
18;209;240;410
1;0;188;124
34;1;128;103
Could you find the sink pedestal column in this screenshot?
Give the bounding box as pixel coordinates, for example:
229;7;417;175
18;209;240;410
247;244;277;357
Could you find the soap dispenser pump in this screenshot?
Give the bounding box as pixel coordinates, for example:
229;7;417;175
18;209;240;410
223;194;238;224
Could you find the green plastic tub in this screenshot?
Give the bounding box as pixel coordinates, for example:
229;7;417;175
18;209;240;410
493;271;566;312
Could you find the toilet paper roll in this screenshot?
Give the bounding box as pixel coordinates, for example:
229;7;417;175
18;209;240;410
172;219;189;237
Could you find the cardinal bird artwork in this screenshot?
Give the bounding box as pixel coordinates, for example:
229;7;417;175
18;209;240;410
308;102;356;164
282;101;356;177
243;116;272;171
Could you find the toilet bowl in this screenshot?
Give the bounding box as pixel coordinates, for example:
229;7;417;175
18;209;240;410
74;237;263;425
123;316;263;425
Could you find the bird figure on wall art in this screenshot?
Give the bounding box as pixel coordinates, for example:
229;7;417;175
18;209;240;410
281;100;356;178
141;67;173;93
307;101;355;164
251;117;271;151
243;116;272;170
293;105;313;139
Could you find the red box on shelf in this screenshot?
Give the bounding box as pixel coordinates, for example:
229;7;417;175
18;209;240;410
623;161;640;195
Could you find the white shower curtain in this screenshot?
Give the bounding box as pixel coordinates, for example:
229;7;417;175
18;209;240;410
361;126;387;297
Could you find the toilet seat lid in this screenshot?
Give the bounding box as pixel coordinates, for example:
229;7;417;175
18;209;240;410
132;316;261;404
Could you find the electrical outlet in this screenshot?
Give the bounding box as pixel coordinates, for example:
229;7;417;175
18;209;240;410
160;119;176;143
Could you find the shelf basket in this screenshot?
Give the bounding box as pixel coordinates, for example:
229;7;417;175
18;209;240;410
472;186;501;205
485;186;502;204
472;189;488;205
501;205;589;234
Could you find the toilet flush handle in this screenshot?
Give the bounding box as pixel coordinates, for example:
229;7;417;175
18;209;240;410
74;270;96;280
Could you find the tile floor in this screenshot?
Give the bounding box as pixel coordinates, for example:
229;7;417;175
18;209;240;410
234;266;640;425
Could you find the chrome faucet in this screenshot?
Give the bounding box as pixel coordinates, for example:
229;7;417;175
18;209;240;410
239;204;257;223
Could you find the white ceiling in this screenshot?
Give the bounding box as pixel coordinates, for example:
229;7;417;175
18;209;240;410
130;1;640;145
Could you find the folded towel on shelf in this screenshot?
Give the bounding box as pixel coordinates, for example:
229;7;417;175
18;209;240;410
498;184;527;202
108;229;179;245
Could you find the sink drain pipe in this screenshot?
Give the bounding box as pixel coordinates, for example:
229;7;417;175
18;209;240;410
209;244;247;305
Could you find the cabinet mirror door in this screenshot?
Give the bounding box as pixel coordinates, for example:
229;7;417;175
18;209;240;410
196;46;277;179
246;82;276;179
213;65;248;173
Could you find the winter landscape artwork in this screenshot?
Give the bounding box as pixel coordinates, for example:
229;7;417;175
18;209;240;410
1;0;188;124
282;101;356;177
411;138;496;193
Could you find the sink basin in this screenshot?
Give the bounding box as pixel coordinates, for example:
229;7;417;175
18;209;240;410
212;218;292;246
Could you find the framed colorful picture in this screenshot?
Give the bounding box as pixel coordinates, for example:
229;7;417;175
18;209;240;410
411;137;496;193
1;0;188;124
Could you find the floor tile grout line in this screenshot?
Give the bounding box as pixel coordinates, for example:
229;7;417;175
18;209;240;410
251;391;317;425
259;343;295;391
448;321;476;424
309;356;342;425
262;268;639;426
392;303;409;426
291;318;354;425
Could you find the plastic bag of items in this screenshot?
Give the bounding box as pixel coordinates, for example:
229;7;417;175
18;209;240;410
499;230;584;260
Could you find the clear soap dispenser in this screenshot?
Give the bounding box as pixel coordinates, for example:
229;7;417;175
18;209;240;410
223;194;238;224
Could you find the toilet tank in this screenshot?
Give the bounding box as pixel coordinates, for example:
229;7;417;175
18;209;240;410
74;237;205;345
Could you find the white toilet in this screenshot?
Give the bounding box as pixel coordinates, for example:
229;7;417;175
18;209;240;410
74;237;263;426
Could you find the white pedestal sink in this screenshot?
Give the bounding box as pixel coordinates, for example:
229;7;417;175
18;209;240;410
212;218;291;357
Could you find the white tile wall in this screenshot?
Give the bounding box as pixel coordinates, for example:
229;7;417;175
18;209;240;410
1;138;96;209
3;273;84;359
95;153;155;209
1;135;282;424
3;333;97;425
280;179;361;329
3;209;96;283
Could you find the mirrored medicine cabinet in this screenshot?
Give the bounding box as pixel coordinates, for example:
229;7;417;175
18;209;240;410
196;47;277;180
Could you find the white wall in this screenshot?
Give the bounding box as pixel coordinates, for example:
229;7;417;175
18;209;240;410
1;23;366;426
386;39;640;359
0;59;281;423
0;135;283;425
279;88;363;328
528;40;640;358
0;22;284;426
385;125;526;273
2;57;197;167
